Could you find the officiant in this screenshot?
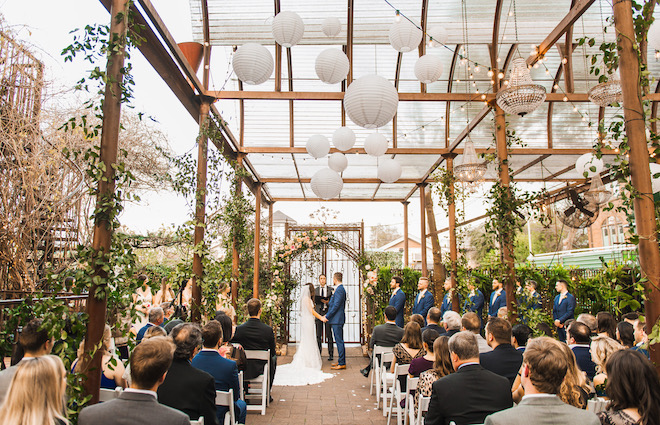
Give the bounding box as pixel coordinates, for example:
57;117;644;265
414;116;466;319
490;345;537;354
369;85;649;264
315;274;334;361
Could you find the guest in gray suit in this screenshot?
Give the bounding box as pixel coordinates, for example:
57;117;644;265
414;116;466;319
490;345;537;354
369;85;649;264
484;337;600;425
78;336;190;425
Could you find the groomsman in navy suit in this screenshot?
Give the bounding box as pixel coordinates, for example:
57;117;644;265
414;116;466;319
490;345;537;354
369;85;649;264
525;280;542;310
464;281;485;326
324;272;347;370
440;278;453;318
553;279;576;342
389;276;406;328
488;278;507;319
412;277;434;325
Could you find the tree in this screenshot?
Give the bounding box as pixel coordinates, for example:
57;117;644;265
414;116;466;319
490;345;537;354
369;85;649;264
368;224;401;249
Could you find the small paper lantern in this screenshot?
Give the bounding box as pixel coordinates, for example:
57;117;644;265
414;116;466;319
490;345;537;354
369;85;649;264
315;49;350;84
332;127;356;151
389;20;422;53
306;134;330;158
648;21;660;52
377;158;402;183
311;168;343;199
575;153;604;178
344;75;399;129
427;26;448;47
364;133;388;157
322;17;342;37
328;152;348;173
232;43;273;85
272;11;305;48
414;54;443;84
650;162;660;193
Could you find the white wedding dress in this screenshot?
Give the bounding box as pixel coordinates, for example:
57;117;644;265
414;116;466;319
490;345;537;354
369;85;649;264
273;286;334;386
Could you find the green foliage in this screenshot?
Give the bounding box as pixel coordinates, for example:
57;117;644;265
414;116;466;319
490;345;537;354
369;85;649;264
368;266;422;325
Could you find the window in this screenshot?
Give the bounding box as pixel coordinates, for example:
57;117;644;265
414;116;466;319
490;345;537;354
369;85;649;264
601;216;624;247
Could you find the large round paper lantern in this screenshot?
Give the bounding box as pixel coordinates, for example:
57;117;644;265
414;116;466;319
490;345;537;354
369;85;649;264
272;11;305;48
427;26;448;47
650;162;660;193
315;49;349;84
344;75;399;129
332;127;356;151
306;134;330;158
377;158;402;183
322;17;342;37
415;54;443;84
389;20;422;53
328;152;348;173
232;44;273;85
575;153;604;178
364;133;388;157
311;168;343;199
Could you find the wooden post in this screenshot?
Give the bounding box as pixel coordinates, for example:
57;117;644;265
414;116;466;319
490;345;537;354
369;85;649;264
402;201;409;267
424;186;446;299
231;155;243;310
613;0;660;369
444;154;460;312
253;183;262;297
83;0;127;403
268;202;273;263
419;184;428;275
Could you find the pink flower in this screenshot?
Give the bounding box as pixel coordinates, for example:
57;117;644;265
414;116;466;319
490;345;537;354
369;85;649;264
365;265;371;270
273;270;279;275
316;236;321;241
313;230;318;236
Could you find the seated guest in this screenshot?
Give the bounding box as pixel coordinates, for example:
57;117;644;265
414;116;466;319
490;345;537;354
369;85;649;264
123;325;167;386
616;321;635;349
79;337;189;425
461;312;492;353
160;302;175;326
442;311;462;338
556;341;591;408
425;331;512;425
137;307;165;343
484;337;599;425
414;336;453;417
596;350;660;425
360;306;404;377
597;311;617;339
591;335;624;398
391;321;425;392
497;306;508;319
512;324;533;353
621;311;640;325
422;307;445;335
537;322;553;337
410;314;425;329
158;323;219;425
0;355;68;425
480;318;523;386
409;329;439;377
192;321;247;424
73;324;127;389
215;312;247;372
631;317;649;358
567;321;597;380
577;313;598;337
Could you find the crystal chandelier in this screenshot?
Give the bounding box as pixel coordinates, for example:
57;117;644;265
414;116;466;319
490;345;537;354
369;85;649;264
588;73;623;107
496;58;546;116
583;174;612;206
454;139;487;182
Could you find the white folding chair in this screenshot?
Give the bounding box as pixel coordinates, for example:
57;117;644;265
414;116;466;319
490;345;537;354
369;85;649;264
238;370;245;401
190;418;204;425
243;349;270;415
403;376;419;425
587;397;608;413
379;352;395;411
386;363;410;425
98;386;122;402
415;395;430;425
216;389;236;425
371;345;393;397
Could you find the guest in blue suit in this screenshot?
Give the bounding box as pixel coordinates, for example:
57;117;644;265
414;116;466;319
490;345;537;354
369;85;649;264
488;279;507;319
566;321;597;380
389;276;406;328
553;279;576;342
464;281;485;326
192;321;247;424
325;272;347;369
412;277;434;325
440;279;453;318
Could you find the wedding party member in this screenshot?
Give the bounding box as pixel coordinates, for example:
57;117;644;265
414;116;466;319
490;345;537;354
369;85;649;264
325;272;347;370
360;306;404;378
423;307;445;335
462;312;492;353
488;278;507;319
215;283;236;323
480;318;523;386
154;277;175;305
591;335;624;398
552;279;576;342
133;274;154;330
414;336;453;417
525;280;542;310
389;276;406;328
597;311;617;339
567;321;597;380
314;274;334;361
136;307;165;343
463;281;485;326
412;276;434;324
439;278;453;318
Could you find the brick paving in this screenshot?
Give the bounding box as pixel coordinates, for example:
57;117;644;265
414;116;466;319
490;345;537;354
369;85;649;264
246;345;387;425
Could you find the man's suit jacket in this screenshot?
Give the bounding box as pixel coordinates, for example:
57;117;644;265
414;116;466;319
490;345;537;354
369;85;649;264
484;395;600;425
480;344;523;386
370;322;404;349
0;364;18;405
528;291;541;310
412;290;434;322
464;290;485;320
192;350;241;423
231;318;276;379
136;322;156;343
571;345;597;380
389;289;406;328
425;364;513;425
326;284;346;325
553;293;576;324
488;290;507;317
314;285;334;315
440;293;452;318
422;323;445;336
78;391;190;425
157;358;219;425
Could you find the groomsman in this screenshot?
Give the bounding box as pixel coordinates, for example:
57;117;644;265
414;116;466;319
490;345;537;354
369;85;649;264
525;280;541;310
440;278;453;317
464;281;485;326
389;276;406;328
488;278;507;319
412;277;434;325
553;279;576;342
315;274;334;361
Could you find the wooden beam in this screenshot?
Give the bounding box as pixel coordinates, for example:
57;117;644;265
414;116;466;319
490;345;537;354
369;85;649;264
271;197;406;202
403;201;409;267
545;164;575;180
346;0;354;85
274;0;282;91
201;0;211;90
419;0;429;93
244;146;624;156
512;154;552;177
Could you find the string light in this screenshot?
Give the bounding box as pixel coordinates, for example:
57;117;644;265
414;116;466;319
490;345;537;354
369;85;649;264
395;10;401;22
497;72;504;79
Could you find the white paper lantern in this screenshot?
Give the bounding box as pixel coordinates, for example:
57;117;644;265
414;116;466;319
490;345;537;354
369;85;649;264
427;26;448;47
344;75;399;129
364;133;388;157
272;11;305;48
415;54;443;84
650;162;660;193
315;49;349;84
232;43;273;85
306;134;330;158
328;152;348;173
378;158;402;183
310;168;343;199
648;21;660;52
575;153;604;178
389;20;422;53
332;127;356;151
322;17;342;37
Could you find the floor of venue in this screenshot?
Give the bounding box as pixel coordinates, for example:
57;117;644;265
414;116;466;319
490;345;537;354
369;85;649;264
247;345;383;425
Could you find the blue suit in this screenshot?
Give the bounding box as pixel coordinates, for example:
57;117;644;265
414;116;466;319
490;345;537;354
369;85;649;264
191;350;247;424
464;290;485;324
412;290;434;324
326;283;347;366
488;290;507;318
553;292;576;342
136;323;156;343
440;293;453;318
389;289;406;328
528;291;541;310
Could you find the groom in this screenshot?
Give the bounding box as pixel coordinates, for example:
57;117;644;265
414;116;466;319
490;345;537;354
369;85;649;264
323;272;346;370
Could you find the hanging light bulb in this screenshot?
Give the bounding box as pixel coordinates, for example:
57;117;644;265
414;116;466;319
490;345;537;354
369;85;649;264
487;69;494;77
395;10;401;22
496;58;547;116
584;174;612;206
588;71;623;107
454;139;487;183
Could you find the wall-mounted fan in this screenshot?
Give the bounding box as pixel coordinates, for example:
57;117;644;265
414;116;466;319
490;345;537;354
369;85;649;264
552;187;599;229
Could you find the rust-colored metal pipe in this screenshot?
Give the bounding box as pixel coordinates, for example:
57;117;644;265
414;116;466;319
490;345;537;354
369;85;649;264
253;183;262;297
444;154;460;312
419;183;428;275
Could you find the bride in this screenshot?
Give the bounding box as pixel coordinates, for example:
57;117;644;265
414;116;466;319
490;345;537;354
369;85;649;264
273;283;335;386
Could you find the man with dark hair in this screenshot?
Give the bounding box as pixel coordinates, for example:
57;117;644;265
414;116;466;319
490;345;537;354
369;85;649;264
524;280;541;310
464;281;485;327
567;321;597;380
137;306;165;343
423;307;445;335
484;337;599;425
0;318;53;404
314;274;334;361
631;316;650;358
480;318;523;386
439;278;453;318
577;313;598;336
324;272;347;370
552;279;576;342
158;323;219;425
193;321;247;424
79;337;189;425
389;276;406;328
425;331;512;425
462;312;492;353
412;276;434;325
360;306;404;377
512;324;533;353
488;278;507;319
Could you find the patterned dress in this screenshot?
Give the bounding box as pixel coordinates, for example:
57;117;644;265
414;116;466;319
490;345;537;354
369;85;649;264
597;410;641;425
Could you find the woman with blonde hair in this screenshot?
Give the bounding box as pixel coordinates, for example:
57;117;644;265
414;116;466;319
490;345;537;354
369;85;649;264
153;277;175;305
73;324;126;389
556;340;591;408
0;355;69;425
591;335;624;397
